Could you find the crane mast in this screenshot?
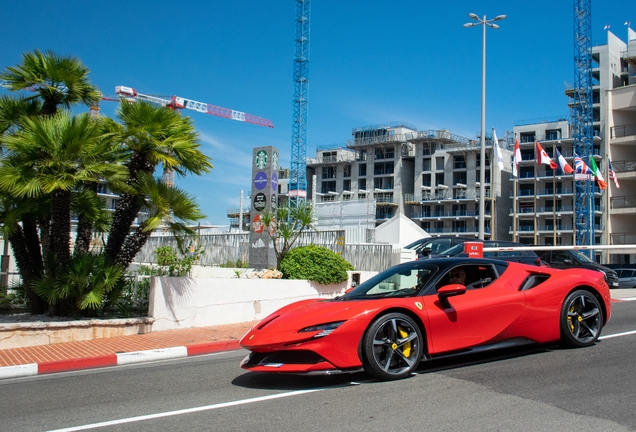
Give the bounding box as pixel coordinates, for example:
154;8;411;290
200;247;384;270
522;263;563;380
289;0;310;206
572;0;594;247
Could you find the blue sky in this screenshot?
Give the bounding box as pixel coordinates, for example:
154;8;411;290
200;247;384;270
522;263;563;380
2;1;635;225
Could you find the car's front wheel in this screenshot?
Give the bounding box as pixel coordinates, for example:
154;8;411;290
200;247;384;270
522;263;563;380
362;312;423;380
560;289;603;348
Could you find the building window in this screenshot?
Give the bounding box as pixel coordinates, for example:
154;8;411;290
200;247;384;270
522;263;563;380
343;164;351;178
321;151;337;163
359;164;367;176
321;181;336;194
545;129;561;141
453;155;466;169
436;157;445;171
357;150;367;161
358;179;366;191
374;162;394;175
422;174;431;187
520;132;535;143
435;172;444;185
422;158;431;171
453;172;467;185
343;179;351;191
322;166;336;179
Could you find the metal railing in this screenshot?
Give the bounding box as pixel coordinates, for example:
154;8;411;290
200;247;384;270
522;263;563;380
610;123;636;139
610;196;636;209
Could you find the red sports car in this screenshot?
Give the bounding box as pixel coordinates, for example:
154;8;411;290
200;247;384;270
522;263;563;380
240;257;611;380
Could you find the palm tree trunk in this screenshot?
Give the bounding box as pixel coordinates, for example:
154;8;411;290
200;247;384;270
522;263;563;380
114;225;153;270
8;225;47;314
104;192;142;262
74;184;98;255
50;189;71;272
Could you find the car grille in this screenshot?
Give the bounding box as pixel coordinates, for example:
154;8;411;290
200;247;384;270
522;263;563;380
244;350;326;367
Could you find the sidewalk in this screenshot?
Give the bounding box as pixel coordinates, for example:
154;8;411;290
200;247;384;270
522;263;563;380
1;289;635;380
0;320;258;379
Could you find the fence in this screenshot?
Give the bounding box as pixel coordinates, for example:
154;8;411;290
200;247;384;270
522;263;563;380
133;231;395;272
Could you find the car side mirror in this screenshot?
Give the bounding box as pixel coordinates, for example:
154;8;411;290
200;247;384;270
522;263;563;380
562;259;573;265
437;284;467;309
420;246;432;256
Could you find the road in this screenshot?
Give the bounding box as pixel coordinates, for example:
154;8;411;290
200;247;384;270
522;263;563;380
1;300;635;432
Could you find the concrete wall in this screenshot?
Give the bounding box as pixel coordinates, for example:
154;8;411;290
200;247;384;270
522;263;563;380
148;271;378;331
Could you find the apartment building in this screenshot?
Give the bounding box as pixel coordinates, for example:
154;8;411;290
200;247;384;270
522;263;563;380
306;122;513;240
513;28;636;263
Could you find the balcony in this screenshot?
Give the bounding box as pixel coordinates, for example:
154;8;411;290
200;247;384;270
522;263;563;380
611;123;636;139
610;195;636;211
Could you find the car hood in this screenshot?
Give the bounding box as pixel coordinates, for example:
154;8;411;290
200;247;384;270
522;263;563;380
254;298;380;332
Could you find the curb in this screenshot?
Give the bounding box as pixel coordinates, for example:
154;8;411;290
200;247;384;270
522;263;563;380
0;340;241;380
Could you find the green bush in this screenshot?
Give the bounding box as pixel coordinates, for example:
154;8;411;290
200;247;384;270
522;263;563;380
280;245;354;285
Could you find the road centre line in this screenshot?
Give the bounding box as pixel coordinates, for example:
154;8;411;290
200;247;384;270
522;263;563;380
599;329;636;340
46;389;324;432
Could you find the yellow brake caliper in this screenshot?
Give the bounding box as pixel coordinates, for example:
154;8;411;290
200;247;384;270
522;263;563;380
568;306;575;332
398;327;411;357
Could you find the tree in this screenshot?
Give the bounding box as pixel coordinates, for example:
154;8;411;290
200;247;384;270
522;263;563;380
0;112;127;268
103;100;213;270
0;50;103;313
0;50;101;116
258;202;316;269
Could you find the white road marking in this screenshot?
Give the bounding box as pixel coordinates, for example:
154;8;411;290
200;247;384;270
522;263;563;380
46;389;323;432
599;329;636;340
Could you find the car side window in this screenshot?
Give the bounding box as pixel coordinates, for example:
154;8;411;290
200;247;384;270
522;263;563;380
436;264;498;291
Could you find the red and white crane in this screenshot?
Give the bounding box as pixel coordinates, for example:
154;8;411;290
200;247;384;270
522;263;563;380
114;86;274;128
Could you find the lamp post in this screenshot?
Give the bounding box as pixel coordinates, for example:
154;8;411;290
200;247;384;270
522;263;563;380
463;13;506;240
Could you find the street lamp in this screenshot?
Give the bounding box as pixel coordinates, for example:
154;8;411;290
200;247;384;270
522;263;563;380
463;13;506;240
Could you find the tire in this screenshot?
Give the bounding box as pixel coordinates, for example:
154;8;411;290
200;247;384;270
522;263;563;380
361;312;423;380
560;290;603;348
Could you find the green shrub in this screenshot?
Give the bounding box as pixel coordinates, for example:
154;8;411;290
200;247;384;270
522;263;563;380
280;245;354;285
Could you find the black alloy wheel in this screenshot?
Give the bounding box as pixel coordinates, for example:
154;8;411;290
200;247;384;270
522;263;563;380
560;289;603;348
362;312;423;380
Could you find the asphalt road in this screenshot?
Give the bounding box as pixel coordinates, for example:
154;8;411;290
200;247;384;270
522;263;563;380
1;301;635;432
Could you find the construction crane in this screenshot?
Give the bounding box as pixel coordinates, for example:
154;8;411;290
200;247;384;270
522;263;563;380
289;0;310;207
571;0;594;248
115;86;274;128
113;86;274;186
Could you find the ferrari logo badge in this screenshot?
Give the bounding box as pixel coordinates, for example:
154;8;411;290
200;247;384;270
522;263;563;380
415;302;422;310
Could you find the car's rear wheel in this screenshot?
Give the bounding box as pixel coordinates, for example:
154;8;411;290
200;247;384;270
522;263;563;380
362;312;423;380
560;289;603;348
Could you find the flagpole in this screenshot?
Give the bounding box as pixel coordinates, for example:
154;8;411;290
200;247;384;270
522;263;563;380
552;144;557;245
572;161;576;246
513;135;518;242
534;141;538;246
491;128;496;241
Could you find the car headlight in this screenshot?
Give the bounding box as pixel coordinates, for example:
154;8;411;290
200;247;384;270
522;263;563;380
299;321;345;338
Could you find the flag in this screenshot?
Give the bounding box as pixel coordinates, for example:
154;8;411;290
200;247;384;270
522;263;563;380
574;152;593;174
555;148;574;174
536;141;557;169
492;129;504;170
512;139;521;178
589;157;607;190
608;159;620;188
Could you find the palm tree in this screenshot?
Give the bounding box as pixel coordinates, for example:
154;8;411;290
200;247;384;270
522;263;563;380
0;50;101;116
0;112;127;274
104;100;213;267
112;172;205;269
259;202;316;268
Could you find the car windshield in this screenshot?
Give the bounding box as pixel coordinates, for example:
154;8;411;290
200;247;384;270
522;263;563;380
569;250;594;263
438;243;466;256
339;262;439;299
